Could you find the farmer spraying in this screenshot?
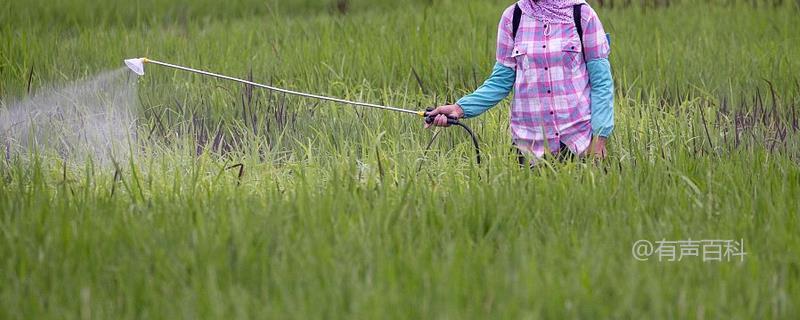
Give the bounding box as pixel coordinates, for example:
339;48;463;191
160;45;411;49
125;0;613;165
427;0;614;162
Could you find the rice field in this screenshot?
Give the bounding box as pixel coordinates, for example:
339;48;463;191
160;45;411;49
1;0;799;318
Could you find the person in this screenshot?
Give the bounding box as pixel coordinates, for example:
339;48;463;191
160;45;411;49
426;0;614;163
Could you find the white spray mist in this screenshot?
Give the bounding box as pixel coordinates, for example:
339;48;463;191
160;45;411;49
1;68;139;164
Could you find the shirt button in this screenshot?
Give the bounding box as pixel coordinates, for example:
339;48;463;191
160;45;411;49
555;132;560;136
571;46;576;50
542;45;546;48
550;111;554;115
547;90;551;94
544;67;548;70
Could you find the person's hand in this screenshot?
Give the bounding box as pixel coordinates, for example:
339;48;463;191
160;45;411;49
425;104;465;128
588;137;608;159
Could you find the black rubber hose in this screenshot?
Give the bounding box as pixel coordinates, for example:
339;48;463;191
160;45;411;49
452;122;481;165
424;111;481;165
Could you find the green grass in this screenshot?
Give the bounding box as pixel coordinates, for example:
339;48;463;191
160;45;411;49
1;0;799;319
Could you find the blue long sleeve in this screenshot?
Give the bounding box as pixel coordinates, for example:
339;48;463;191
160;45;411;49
586;58;615;137
457;62;515;118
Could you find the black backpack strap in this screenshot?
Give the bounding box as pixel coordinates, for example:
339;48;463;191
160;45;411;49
512;4;522;41
573;4;586;61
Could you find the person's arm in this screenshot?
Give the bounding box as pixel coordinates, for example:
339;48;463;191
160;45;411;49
580;5;614;157
587;58;614;138
582;5;614;139
456;62;515;118
581;5;614;139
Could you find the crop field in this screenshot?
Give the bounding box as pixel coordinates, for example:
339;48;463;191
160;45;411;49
1;0;799;318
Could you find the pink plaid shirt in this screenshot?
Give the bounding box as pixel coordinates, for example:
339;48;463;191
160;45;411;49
497;3;610;158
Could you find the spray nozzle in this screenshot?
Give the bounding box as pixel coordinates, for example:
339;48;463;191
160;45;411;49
124;58;146;76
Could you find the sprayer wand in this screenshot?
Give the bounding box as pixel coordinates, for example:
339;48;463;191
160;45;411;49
125;58;480;164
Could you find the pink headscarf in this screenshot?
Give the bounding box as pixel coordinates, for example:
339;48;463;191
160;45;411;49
518;0;587;24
